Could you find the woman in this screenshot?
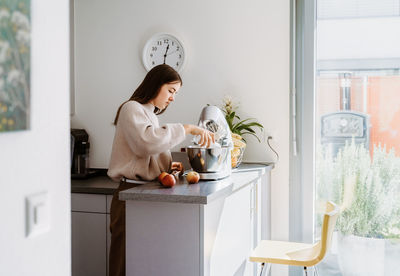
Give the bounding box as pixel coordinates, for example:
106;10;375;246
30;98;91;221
107;64;214;276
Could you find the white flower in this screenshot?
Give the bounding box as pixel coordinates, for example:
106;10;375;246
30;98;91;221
0;8;10;20
16;29;30;44
11;11;30;30
7;69;22;86
222;94;238;114
0;40;10;63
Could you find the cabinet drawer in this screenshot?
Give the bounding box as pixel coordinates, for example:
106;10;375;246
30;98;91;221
72;212;107;276
71;193;107;213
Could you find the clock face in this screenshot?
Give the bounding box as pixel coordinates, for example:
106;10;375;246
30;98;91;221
142;34;185;72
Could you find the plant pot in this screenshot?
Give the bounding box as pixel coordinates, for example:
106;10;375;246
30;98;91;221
337;233;385;276
384;239;400;276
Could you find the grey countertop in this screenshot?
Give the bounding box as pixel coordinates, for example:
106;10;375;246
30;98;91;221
119;163;273;204
71;162;273;200
71;174;118;195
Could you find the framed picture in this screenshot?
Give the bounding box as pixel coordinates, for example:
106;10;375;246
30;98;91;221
0;0;30;132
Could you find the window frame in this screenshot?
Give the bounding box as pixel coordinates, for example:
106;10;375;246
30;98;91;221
289;1;316;275
290;0;400;275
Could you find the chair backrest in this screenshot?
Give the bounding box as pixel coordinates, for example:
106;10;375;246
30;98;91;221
317;201;340;262
285;201;339;266
286;201;339;266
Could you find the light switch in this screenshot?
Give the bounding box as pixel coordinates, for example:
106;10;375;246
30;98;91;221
26;192;50;237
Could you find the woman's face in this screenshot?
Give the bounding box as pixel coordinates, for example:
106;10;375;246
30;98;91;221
151;81;181;110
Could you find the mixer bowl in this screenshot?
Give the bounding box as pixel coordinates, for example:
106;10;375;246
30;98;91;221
186;146;230;173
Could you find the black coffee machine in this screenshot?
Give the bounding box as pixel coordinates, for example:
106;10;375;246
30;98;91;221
71;129;90;178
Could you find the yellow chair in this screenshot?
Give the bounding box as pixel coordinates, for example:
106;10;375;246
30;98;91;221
250;201;339;276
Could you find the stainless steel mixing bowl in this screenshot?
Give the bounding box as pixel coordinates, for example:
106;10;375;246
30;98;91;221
186;146;230;173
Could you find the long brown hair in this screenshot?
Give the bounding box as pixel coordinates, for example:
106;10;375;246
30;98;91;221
113;64;182;125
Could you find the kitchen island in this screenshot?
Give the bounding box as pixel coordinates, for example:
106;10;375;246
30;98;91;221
120;163;272;276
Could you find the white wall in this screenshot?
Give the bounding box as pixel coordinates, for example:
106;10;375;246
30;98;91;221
72;0;290;262
0;1;71;276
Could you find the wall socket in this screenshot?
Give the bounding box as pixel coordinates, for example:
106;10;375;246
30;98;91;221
262;128;274;142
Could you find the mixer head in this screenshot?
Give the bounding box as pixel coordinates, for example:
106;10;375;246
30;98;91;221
196;105;233;147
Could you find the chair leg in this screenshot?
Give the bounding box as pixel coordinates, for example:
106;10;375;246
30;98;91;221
259;263;265;276
314;265;320;276
259;263;271;276
260;263;265;276
304;266;308;276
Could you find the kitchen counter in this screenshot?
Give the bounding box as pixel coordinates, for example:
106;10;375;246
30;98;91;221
71;174;118;195
71;162;273;198
71;163;273;276
119;162;273;204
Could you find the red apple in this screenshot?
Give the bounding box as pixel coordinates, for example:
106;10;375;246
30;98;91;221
161;174;176;187
158;172;169;183
186;171;200;184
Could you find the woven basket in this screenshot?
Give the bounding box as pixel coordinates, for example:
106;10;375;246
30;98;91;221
231;145;246;168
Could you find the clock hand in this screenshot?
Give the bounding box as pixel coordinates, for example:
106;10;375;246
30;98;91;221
163;44;170;64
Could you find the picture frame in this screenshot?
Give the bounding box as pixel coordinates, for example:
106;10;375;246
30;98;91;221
0;0;30;132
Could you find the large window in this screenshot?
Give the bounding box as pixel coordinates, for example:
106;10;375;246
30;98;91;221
293;0;400;275
318;0;400;19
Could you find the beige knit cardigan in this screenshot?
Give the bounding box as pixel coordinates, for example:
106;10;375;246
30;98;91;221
107;101;186;182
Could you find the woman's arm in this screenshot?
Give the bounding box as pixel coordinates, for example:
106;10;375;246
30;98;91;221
183;124;215;148
119;102;186;156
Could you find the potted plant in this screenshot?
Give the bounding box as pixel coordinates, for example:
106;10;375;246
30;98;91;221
316;141;400;276
220;96;264;168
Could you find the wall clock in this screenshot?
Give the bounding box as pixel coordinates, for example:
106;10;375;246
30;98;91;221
142;33;186;72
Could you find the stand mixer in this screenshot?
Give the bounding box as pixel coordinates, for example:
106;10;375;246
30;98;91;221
186;105;233;180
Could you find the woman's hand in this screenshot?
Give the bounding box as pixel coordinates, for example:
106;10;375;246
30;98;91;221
170;161;184;177
171;162;184;173
184;124;215;148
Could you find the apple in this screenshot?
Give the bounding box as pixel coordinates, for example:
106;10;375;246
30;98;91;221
161;174;176;187
186;171;200;184
158;172;169;183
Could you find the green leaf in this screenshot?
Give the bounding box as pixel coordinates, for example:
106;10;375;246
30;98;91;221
243;127;256;133
240;131;262;142
225;112;236;130
231;118;254;130
227;111;235;123
235;122;263;132
249;132;262;142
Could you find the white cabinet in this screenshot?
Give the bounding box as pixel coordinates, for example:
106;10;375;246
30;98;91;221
71;193;113;276
204;183;255;276
203;179;263;276
125;173;267;276
72;211;107;276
